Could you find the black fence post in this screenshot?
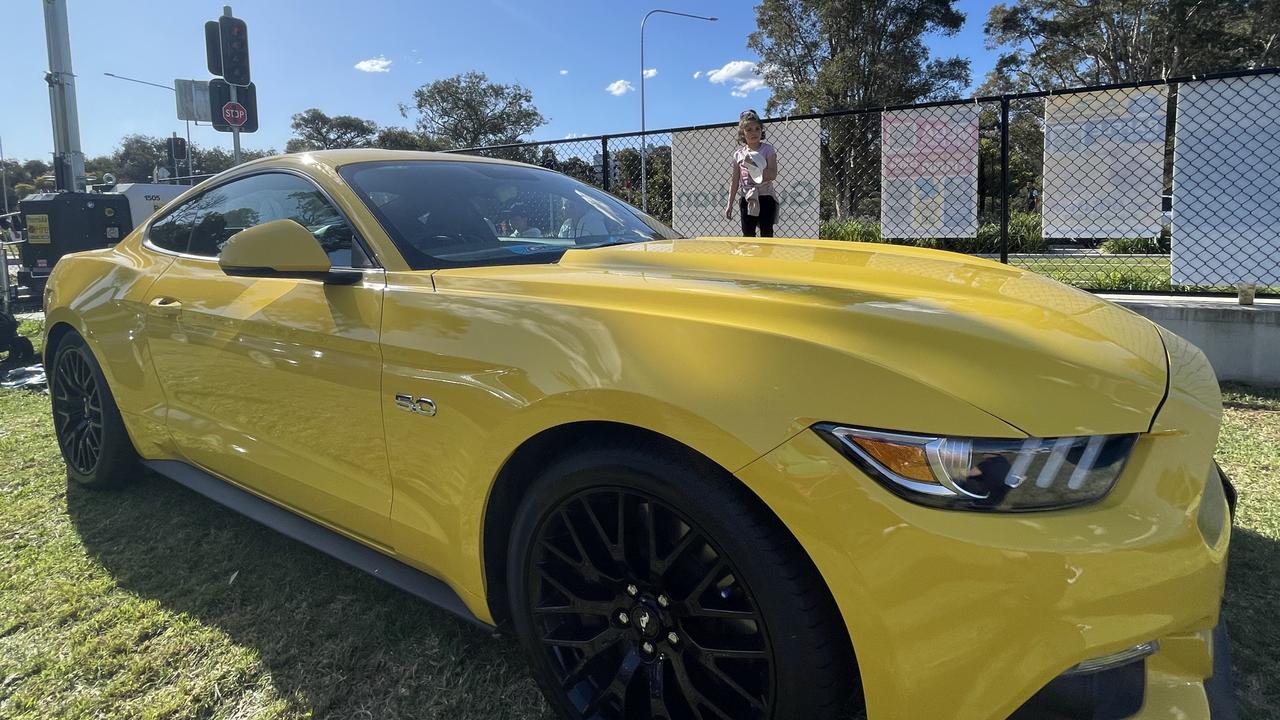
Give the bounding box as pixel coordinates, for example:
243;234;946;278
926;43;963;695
601;136;610;193
1000;96;1010;264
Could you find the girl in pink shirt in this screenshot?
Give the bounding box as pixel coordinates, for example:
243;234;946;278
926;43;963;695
723;109;779;237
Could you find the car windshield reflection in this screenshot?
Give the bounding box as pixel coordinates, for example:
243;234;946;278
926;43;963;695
339;159;683;270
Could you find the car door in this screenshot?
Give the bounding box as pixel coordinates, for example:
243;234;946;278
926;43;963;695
141;171;392;545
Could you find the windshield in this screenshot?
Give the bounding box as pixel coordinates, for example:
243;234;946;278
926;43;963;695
338;159;683;270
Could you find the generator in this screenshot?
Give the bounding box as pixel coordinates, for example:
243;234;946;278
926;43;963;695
17;191;132;293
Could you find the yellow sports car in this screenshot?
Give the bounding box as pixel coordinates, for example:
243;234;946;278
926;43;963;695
43;150;1235;720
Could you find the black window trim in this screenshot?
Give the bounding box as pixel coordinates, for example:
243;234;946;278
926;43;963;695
142;167;381;269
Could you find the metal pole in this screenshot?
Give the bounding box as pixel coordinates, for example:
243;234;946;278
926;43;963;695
186;119;193;182
225;6;241;166
999;96;1010;264
601;136;611;193
0;136;8;214
44;0;86;191
231;85;242;166
639;10;716;214
640;15;647;212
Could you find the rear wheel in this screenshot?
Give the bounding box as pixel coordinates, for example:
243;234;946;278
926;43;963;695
49;332;137;488
508;441;856;720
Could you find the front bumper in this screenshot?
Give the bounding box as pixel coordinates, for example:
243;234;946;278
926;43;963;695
734;417;1232;720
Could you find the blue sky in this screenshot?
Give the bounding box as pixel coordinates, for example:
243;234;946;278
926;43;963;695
3;0;998;162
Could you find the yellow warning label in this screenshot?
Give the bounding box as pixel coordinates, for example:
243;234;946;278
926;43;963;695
27;214;51;244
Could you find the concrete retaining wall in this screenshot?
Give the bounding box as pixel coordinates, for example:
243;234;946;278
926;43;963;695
1103;294;1280;387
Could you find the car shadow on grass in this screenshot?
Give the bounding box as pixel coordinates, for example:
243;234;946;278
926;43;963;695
1222;526;1280;719
65;465;870;720
66;467;556;720
65;463;1269;720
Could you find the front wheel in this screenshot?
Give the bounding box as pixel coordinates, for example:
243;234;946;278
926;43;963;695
508;442;856;720
49;332;137;488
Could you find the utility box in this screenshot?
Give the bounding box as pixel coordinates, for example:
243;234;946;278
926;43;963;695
17;191;133;291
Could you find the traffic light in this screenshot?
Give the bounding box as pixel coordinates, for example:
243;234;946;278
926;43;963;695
167;137;188;163
218;15;250;86
204;21;222;76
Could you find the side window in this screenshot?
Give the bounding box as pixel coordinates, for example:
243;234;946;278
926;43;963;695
183;173;359;266
147;202;196;253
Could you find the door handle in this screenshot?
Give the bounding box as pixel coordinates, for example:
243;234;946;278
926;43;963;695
148;297;183;316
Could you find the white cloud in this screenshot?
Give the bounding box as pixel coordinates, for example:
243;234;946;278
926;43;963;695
643;68;657;79
692;71;702;79
559;69;569;75
707;60;767;97
564;132;581;139
606;79;634;96
354;55;392;73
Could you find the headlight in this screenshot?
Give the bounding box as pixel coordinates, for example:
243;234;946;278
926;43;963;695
815;424;1138;511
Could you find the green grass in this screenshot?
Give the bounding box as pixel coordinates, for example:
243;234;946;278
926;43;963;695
1218;383;1280;718
1;324;1278;719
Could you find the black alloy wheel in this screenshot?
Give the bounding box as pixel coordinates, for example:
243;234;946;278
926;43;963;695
530;488;773;720
509;442;858;720
52;343;105;476
49;332;136;488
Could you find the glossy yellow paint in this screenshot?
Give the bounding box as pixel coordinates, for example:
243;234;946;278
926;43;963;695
44;149;1228;720
218;218;334;273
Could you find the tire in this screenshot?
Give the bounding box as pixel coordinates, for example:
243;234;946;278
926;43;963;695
507;439;857;720
1;335;36;371
49;332;137;488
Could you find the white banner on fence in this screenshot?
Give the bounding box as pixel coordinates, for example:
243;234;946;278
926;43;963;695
1041;87;1167;239
1173;74;1280;286
880;104;979;239
671;119;821;238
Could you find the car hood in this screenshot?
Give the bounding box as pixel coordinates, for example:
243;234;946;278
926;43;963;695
548;237;1168;437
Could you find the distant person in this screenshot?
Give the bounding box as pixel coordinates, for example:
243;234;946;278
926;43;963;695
723;109;778;237
557;196;608;240
506;205;542;238
1023;182;1039;212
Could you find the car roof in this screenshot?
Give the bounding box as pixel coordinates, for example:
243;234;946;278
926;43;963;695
242;148;532;173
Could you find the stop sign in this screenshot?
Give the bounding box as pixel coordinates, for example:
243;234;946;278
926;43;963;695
222;101;248;127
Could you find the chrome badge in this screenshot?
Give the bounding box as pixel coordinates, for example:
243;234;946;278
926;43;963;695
395;394;437;417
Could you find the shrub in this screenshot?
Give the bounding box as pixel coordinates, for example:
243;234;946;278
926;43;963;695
1008;212;1046;253
819;218;882;243
820;211;1045;255
1085;268;1172;291
1101;236;1168;254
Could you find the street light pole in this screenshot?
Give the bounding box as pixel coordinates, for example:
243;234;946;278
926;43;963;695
640;9;716;213
102;72;194;180
1;135;9;214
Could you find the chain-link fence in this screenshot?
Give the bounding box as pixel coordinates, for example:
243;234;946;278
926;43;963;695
448;67;1280;295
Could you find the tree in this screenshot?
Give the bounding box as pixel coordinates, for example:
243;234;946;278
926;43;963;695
748;0;970;218
286;108;379;152
537;146;560;172
984;0;1280;91
108;134;168;183
405;71;546;149
749;0;969;115
193;146;276;175
372;127;445;151
559;157;597;186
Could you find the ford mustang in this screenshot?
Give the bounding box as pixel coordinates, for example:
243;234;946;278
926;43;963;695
43;150;1235;720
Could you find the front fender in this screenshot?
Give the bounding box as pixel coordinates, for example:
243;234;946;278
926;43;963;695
43;236;176;458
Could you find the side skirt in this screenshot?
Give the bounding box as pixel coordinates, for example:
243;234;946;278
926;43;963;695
142;459;493;632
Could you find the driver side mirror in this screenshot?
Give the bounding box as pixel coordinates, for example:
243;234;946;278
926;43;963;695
218;218;361;284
